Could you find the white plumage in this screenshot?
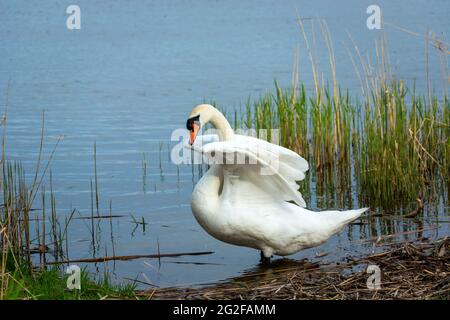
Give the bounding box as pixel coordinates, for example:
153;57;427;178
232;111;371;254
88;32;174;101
186;104;368;259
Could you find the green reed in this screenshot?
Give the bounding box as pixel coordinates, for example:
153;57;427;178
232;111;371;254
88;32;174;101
0;112;63;298
231;79;448;211
228;19;449;212
0;114;135;299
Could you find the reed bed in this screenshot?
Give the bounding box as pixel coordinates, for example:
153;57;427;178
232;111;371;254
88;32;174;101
0;113;72;298
236;80;449;211
230;20;449;212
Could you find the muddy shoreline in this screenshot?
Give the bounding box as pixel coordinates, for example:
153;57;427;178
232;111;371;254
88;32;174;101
141;238;449;300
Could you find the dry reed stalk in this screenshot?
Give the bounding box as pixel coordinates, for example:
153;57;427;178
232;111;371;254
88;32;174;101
45;250;214;265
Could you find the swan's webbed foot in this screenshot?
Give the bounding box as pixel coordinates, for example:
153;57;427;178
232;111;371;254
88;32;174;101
259;251;271;265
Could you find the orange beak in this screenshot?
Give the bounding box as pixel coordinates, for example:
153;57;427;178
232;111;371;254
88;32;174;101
189;123;200;145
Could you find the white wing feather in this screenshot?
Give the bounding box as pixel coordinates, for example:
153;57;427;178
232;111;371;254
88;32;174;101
200;138;308;207
188;134;308;183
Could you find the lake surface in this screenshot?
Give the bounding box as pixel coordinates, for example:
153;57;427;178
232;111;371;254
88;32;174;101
0;0;448;288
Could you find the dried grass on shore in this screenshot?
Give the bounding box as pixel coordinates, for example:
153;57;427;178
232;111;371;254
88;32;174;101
144;238;449;300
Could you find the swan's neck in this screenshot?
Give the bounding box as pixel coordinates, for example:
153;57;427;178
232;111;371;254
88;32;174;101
191;165;222;215
209;109;234;141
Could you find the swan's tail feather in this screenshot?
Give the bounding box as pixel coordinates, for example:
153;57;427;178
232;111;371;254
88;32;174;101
317;207;369;234
340;207;369;224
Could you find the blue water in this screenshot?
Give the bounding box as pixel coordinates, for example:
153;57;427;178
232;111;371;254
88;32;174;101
0;0;448;288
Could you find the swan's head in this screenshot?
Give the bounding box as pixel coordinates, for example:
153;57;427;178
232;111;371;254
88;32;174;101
186;104;215;145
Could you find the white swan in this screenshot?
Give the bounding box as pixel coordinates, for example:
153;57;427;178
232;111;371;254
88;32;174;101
186;104;368;262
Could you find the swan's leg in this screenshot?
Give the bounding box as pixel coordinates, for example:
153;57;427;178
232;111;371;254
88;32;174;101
259;251;271;265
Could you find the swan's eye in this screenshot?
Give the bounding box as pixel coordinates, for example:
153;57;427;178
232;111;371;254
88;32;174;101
210;151;215;157
186;115;200;131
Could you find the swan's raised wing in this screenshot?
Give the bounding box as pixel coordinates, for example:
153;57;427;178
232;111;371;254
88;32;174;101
188;134;309;184
234;134;309;187
202;139;307;207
